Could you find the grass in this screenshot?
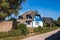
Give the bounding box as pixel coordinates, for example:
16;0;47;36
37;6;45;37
0;30;21;38
0;35;25;40
0;29;26;40
0;37;20;40
0;26;59;40
36;26;59;34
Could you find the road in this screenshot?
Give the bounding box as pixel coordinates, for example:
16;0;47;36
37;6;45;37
22;28;60;40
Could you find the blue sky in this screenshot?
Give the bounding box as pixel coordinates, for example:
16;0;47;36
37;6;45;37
9;0;60;20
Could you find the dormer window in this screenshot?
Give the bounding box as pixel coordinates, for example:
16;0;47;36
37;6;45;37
19;16;23;20
26;21;30;25
33;14;42;21
26;14;32;19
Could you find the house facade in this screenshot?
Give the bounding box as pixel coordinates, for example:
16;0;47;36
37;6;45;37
17;11;43;27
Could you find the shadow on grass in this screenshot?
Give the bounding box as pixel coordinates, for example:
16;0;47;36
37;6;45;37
45;31;60;40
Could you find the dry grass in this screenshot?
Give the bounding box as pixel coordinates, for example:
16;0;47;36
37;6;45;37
28;27;34;33
0;35;25;40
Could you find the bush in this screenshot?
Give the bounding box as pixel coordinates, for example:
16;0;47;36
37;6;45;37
17;24;28;35
37;26;43;32
34;26;43;32
0;30;21;38
44;23;50;27
34;27;38;32
34;26;59;34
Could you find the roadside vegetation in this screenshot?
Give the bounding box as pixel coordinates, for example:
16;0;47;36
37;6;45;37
0;0;60;40
34;26;59;34
0;23;59;40
0;17;60;40
0;24;28;40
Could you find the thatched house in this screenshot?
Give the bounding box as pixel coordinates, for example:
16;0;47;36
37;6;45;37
42;17;54;27
17;11;43;27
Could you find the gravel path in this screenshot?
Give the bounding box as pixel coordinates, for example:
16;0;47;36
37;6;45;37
22;28;60;40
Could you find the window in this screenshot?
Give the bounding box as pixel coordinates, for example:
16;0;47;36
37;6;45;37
19;16;23;19
26;14;32;19
26;21;30;25
33;15;42;21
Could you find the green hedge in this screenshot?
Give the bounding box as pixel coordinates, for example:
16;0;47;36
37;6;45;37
17;24;28;35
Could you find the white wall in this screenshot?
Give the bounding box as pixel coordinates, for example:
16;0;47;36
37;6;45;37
25;22;33;27
25;21;43;28
32;21;43;27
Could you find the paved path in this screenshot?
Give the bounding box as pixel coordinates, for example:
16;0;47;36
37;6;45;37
23;28;60;40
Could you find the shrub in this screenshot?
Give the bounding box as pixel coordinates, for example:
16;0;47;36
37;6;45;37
37;26;43;32
17;24;28;35
34;26;43;32
44;23;50;27
0;30;21;38
34;27;38;32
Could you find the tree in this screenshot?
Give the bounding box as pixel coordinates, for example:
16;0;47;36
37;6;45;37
9;17;16;21
57;17;60;23
0;0;25;20
53;17;60;27
56;17;60;26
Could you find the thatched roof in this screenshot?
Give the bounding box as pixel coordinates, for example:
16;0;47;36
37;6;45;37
19;11;41;19
42;17;54;24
